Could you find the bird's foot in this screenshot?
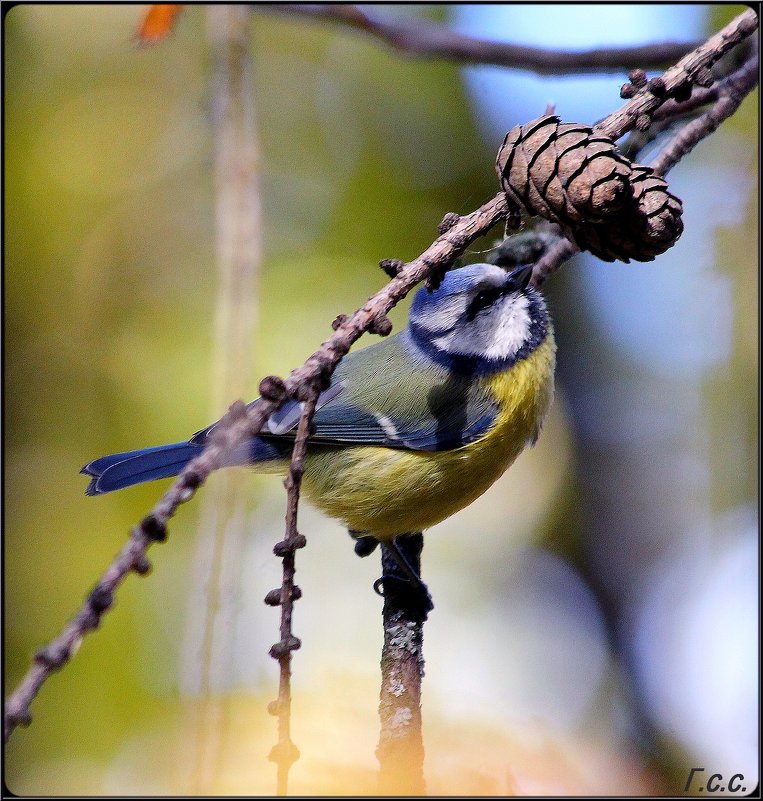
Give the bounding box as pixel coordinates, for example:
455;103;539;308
373;573;434;622
350;531;379;558
375;537;434;622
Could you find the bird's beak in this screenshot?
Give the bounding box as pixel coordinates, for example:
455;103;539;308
506;262;534;291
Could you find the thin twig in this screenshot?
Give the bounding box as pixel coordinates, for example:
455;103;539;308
3;517;158;740
271;4;702;75
651;64;749;123
530;234;580;289
619;53;754;161
594;8;757;141
619;46;759;162
266;391;318;795
650;54;759;177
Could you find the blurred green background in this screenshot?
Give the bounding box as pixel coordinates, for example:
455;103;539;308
4;4;758;795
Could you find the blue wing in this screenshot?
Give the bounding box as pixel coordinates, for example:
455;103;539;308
193;333;500;452
301;388;497;451
83;333;500;494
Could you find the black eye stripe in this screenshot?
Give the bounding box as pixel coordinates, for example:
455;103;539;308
466;286;503;320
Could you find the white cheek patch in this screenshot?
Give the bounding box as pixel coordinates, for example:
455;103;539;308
413;295;466;333
433;294;532;361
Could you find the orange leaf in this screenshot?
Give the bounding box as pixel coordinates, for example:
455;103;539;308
137;4;184;45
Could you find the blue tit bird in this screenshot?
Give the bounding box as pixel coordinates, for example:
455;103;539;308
83;262;556;550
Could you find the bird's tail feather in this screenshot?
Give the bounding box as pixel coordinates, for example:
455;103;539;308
82;443;204;495
82;437;290;495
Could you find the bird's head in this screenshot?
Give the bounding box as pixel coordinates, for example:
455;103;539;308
408;262;549;367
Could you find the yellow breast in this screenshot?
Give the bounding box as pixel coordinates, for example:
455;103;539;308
301;335;556;539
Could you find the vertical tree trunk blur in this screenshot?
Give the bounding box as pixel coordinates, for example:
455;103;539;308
182;5;262;793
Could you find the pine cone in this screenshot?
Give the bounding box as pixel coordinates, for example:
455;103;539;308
571;167;683;262
629;166;684;256
496;115;633;226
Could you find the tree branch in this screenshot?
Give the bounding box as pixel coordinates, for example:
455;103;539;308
651;57;755;124
271;4;702;75
594;8;757;141
530;234;581;289
650;54;759;177
377;533;427;795
618;48;758;161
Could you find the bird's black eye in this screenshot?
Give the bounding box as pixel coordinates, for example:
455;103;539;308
466;286;502;320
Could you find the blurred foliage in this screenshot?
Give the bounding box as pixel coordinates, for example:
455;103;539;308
4;4;757;796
